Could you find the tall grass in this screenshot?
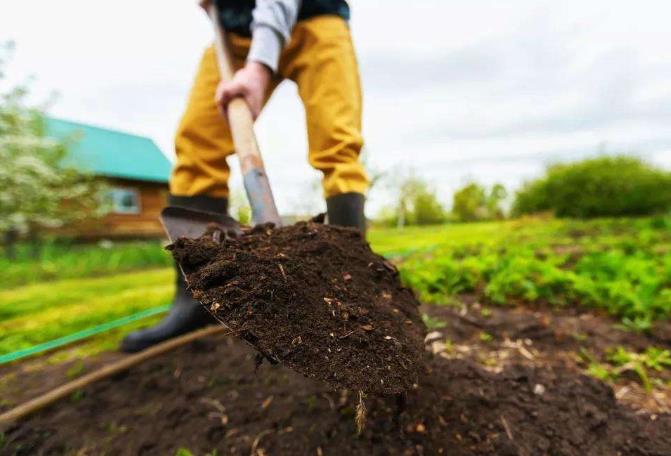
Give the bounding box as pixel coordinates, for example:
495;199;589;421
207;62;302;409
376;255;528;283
1;240;171;290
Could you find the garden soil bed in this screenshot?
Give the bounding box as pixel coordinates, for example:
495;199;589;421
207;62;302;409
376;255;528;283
3;320;671;455
423;297;671;414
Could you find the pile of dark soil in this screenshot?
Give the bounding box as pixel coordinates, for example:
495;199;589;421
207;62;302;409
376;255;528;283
169;220;426;394
4;335;669;455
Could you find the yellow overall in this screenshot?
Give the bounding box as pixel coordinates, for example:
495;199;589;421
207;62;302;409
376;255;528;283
170;16;369;199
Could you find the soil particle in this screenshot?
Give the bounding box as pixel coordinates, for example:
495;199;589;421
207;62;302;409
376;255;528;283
169;220;427;394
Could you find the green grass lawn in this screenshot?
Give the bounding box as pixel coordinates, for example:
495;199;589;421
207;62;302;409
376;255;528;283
0;269;173;357
2;215;671;360
368;221;507;257
1;240;172;290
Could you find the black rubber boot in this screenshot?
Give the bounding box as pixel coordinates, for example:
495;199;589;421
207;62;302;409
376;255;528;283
326;192;366;232
120;194;228;353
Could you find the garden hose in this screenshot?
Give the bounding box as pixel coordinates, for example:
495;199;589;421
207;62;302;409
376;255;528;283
0;304;170;365
0;325;227;425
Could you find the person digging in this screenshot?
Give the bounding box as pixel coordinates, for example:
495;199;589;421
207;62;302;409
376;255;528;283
121;0;369;352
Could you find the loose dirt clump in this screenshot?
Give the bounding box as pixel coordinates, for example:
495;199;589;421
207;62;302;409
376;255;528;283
169;219;426;394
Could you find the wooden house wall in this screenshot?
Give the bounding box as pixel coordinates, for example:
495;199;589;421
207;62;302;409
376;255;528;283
63;177;169;240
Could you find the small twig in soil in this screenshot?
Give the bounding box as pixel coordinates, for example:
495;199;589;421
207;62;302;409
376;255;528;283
500;415;514;441
355;390;367;435
250;429;274;456
278;264;287;282
200;397;226;413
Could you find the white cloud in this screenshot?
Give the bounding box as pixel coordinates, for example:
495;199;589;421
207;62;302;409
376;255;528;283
2;0;670;215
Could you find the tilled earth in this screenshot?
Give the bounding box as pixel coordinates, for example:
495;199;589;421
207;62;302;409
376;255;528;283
3;302;671;455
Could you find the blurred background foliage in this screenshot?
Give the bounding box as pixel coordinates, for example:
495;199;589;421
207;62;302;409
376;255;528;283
374;155;671;227
0;41;106;259
512;156;671;218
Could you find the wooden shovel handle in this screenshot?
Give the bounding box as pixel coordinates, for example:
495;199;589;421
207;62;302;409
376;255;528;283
207;4;282;227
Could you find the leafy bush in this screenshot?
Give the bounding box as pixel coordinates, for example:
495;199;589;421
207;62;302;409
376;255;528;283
377;175;447;227
513;155;671;218
452;182;507;222
412;186;448;225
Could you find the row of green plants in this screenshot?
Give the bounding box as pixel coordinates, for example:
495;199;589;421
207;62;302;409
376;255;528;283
400;217;671;330
582;346;671;392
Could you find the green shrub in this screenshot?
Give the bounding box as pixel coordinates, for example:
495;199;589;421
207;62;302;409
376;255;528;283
513;155;671;218
452;182;507;222
377;175;447;227
413;189;448;225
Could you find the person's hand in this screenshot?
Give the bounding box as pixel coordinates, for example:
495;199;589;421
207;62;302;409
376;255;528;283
215;61;271;120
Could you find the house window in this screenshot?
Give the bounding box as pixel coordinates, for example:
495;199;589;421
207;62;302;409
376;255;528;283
107;187;141;214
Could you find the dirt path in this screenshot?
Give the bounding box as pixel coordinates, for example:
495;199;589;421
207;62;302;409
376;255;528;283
2;301;670;455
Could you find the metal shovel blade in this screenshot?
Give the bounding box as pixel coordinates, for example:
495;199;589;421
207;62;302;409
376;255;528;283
160;206;241;243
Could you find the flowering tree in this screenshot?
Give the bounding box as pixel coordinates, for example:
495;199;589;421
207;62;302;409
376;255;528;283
0;43;104;257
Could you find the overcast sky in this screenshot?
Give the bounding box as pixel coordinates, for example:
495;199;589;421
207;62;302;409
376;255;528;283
2;0;670;215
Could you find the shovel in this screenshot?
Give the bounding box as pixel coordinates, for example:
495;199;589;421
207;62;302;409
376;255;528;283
161;3;282;243
160;6;283;363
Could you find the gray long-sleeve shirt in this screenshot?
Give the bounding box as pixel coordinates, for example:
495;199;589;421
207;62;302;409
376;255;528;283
247;0;302;72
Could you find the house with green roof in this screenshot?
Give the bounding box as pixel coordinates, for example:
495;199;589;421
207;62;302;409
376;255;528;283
46;117;172;238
